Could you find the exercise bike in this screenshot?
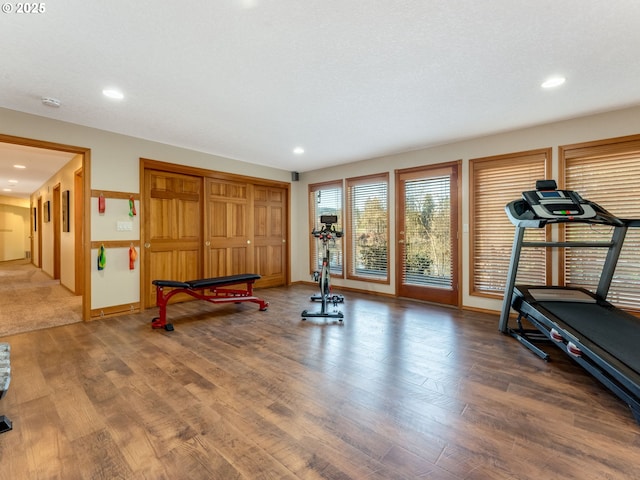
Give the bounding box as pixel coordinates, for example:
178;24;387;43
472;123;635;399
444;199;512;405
301;215;344;321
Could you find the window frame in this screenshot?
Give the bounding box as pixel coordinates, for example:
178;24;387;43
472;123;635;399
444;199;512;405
469;148;552;298
308;180;344;278
345;172;390;284
559;134;640;312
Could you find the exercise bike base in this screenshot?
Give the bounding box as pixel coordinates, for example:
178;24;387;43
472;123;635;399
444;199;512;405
301;310;344;321
310;294;344;303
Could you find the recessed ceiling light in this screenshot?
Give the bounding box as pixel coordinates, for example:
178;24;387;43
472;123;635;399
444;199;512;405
8;180;18;184
2;188;11;192
13;164;26;169
293;147;305;155
541;76;566;89
103;88;124;100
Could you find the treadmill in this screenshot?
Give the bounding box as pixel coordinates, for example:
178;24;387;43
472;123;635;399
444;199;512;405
499;179;640;423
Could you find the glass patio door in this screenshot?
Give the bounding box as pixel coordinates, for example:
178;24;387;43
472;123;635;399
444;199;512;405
396;163;459;306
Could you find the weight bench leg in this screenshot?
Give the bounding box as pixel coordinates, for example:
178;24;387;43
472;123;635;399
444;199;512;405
151;286;174;331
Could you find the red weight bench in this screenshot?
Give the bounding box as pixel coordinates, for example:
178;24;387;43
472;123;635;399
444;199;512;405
151;274;268;331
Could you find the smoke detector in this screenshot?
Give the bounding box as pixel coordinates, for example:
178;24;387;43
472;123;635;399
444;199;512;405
41;96;61;108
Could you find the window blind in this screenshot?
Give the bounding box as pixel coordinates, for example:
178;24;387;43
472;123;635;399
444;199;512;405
347;174;389;282
470;151;550;296
308;182;343;276
402;175;452;288
562;138;640;311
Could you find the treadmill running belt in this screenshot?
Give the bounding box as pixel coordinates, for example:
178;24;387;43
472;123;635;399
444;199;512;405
538;301;640;372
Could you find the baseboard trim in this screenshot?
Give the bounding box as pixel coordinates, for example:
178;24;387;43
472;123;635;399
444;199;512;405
90;302;141;320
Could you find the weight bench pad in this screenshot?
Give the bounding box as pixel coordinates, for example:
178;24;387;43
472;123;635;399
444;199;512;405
188;274;261;289
151;273;268;330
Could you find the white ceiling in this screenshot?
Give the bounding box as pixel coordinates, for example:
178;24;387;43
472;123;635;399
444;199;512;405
0;144;75;198
2;0;640;197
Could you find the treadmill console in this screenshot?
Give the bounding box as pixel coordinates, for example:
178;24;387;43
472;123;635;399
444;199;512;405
522;180;597;220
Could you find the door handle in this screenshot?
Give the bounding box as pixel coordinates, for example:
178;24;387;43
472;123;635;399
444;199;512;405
144;242;151;249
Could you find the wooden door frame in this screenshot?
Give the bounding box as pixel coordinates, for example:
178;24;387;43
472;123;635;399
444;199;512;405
395;160;462;306
140;158;291;309
74;168;84;295
53;183;61;280
0;134;91;321
36;196;42;268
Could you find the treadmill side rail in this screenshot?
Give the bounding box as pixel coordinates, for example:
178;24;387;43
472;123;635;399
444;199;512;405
500;181;640;425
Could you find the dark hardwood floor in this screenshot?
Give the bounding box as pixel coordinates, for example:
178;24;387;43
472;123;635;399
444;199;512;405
1;284;638;479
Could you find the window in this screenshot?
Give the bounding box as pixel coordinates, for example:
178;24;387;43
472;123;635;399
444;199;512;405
308;181;343;276
560;135;640;311
346;173;389;282
470;149;551;297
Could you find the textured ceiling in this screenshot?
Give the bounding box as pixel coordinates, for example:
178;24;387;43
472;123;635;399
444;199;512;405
1;0;640;196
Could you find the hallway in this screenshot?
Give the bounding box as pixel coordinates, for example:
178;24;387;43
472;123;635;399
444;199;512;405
0;259;82;338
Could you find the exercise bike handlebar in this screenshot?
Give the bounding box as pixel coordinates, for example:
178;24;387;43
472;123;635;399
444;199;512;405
311;224;343;241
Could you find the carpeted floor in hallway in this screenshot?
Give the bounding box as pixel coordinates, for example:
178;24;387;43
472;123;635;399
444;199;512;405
0;259;82;338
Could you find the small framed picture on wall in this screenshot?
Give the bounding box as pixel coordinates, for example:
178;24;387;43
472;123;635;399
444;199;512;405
43;201;50;223
62;190;70;232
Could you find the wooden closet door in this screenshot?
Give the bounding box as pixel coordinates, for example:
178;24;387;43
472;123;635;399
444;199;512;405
253;186;287;287
205;178;253;277
143;169;203;307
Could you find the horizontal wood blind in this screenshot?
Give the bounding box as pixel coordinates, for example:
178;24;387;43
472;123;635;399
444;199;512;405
346;174;389;282
561;136;640;310
308;182;343;276
470;150;550;296
402;175;452;288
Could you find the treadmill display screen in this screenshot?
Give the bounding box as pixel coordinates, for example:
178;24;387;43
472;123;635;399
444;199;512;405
539;191;562;198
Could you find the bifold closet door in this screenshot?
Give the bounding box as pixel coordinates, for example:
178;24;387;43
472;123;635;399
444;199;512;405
143;169;203;307
205;178;253;278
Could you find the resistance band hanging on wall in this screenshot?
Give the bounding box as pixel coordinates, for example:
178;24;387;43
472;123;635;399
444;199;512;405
129;195;136;217
129;244;137;270
98;193;106;214
97;244;106;270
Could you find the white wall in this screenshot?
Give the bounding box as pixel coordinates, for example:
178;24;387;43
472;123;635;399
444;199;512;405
1;107;291;312
0;195;30;261
3;105;640;315
30;154;82;290
292;105;640;312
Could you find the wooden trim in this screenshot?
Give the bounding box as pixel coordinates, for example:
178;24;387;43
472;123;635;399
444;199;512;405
0;134;89;154
74;168;84;295
468;148;552;298
91;190;140;200
558;135;640;301
345;172;390;284
307;180;345;278
91;240;140;249
90;302;141;320
394;159;461;177
140;157;291;307
394;160;462;306
140;158;289;189
559;133;640;162
0;133;91;322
